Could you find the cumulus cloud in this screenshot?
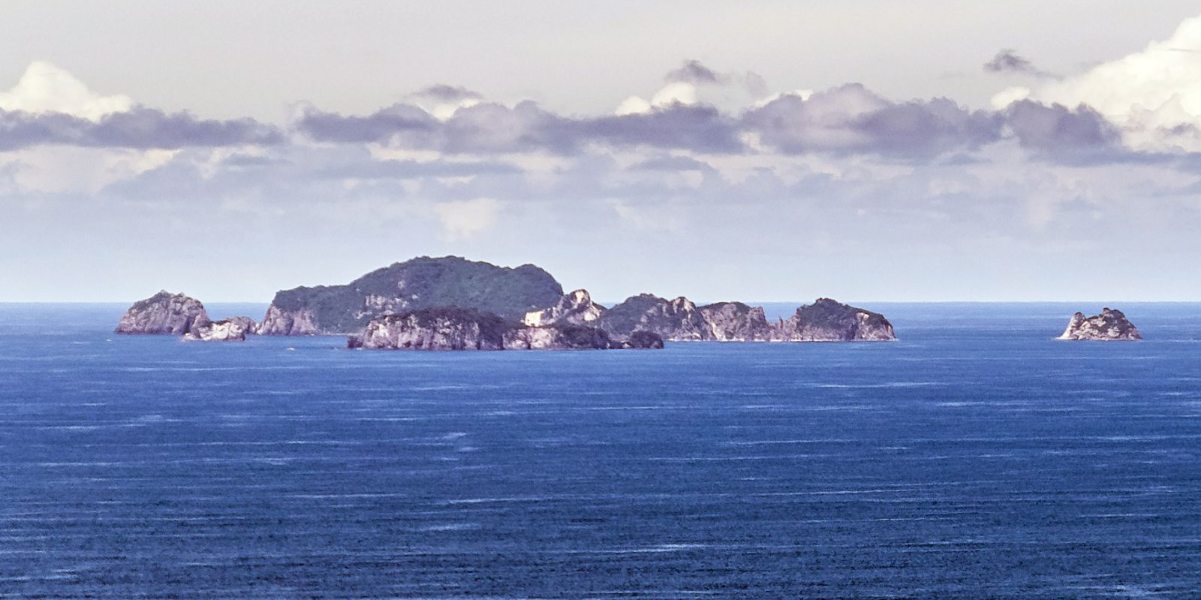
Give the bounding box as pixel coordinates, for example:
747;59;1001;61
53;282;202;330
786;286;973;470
0;107;283;150
617;60;768;116
743;84;1001;158
1003;100;1121;158
0;61;131;121
0;62;281;151
299;80;1178;162
993;15;1201;151
615;82;698;115
7;41;1200;167
297;100;742;154
408;84;484;120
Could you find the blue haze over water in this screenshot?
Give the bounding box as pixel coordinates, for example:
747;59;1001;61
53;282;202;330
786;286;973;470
2;302;1200;597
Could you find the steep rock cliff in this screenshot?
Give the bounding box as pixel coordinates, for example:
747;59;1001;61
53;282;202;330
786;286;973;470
598;294;713;340
774;298;896;341
698;302;775;341
115;291;210;335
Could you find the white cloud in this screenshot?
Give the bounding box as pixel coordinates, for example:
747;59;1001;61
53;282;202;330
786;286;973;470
0;61;131;121
615;95;652;116
616;82;698;115
989;86;1030;110
433;197;501;239
414;96;481;121
4;147;176;193
991;14;1201;150
614;62;770;115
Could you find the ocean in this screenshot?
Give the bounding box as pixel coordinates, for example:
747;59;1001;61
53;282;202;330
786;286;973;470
1;302;1199;598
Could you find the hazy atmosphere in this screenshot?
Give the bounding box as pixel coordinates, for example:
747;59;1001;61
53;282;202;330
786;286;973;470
4;1;1201;302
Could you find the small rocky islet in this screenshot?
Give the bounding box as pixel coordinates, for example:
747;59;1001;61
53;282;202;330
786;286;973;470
114;291;257;342
1058;308;1142;341
114;255;1144;349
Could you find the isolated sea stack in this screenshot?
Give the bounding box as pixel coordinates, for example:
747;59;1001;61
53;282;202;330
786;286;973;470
115;291;256;341
1058;308;1142;341
347;306;663;351
260;256;564;336
115;291;211;335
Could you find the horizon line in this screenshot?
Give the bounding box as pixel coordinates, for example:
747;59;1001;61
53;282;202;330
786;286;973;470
4;299;1201;305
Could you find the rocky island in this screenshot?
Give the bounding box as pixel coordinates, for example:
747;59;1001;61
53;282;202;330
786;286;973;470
347;307;663;351
1058;308;1142;341
115;291;256;342
115;291;210;336
119;256;898;349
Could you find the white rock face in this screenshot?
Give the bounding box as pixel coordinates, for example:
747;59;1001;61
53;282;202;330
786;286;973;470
352;310;504;350
348;308;658;351
1058;308;1142;341
185;319;250;342
523;289;606;327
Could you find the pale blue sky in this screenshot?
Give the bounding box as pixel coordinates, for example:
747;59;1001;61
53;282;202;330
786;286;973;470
2;2;1201;302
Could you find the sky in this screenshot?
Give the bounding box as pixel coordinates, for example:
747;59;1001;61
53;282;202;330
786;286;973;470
3;1;1201;303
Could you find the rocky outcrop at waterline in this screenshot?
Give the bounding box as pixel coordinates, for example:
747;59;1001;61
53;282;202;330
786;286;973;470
347;307;663;351
115;291;211;336
185;317;256;342
699;302;775;341
596;294;713;341
591;293;895;342
1058;308;1141;341
115;291;256;341
773;298;896;342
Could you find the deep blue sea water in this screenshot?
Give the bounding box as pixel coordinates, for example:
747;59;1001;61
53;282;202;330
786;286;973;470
2;303;1200;598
